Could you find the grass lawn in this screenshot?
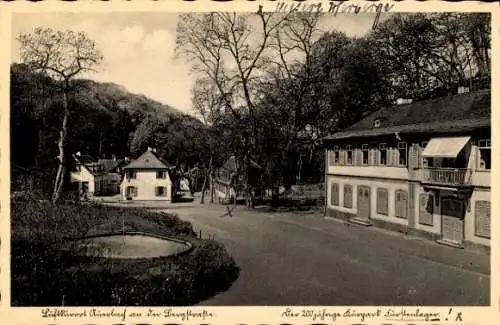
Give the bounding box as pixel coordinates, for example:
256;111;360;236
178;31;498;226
11;197;240;306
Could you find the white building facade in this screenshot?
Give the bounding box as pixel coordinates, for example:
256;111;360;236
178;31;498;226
120;149;173;201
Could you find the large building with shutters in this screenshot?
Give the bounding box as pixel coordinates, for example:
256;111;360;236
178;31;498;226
323;88;490;251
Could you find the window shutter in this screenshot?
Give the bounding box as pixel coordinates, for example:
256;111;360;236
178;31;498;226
369;149;374;165
475;201;491;238
375;149;381;165
355;149;361;166
410;144;419;169
330;183;339;206
419;145;425;168
388;148;394;166
395;190;408;219
402;192;408;219
376;188;388;215
344;185;353;208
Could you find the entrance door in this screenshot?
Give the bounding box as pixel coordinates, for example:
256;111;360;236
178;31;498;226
126;186;136;200
441;198;464;244
82;182;89;192
80;182;89;200
357;186;371;221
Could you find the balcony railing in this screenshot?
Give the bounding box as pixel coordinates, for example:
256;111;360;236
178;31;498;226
422;167;472;186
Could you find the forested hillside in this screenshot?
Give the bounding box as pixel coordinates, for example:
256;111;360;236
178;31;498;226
11;63;208;177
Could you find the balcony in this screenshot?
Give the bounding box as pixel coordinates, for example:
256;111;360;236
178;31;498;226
422;167;472;186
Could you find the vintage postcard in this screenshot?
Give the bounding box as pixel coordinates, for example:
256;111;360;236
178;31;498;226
0;0;498;324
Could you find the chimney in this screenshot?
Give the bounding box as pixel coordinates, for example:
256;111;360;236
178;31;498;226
396;98;413;105
76;151;81;157
112;154;116;161
147;147;152;152
458;86;469;94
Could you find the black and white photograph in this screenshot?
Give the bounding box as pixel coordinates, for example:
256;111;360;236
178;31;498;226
9;9;491;308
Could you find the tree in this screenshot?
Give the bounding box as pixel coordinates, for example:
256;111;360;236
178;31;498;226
263;12;322;188
191;77;225;204
369;13;491;100
18;28;103;203
177;12;295;207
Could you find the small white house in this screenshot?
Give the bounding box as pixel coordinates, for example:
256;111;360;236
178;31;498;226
120;148;173;201
70;153;107;196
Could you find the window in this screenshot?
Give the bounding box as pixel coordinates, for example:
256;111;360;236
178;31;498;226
379;143;387;165
398;142;407;166
478;139;491;170
395;190;408;219
346;145;353;165
127;171;136;179
126;186;138;197
155;186;167;197
374;119;381;128
419;193;434;226
475;200;490;238
376;188;389;215
330;183;339;206
362;145;369;165
343;184;353;208
156;170;166;179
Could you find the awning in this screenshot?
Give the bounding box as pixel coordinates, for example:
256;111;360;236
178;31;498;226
422;136;471;158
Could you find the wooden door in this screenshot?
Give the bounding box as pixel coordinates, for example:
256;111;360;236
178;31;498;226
441;198;464;244
357;186;371;220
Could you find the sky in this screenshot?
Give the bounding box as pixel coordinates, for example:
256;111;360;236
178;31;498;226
11;12;388;116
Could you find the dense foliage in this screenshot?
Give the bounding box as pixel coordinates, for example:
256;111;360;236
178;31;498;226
181;12;491;193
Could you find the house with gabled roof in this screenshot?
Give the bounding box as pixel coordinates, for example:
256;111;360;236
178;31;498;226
70;153;109;196
120;148;174;201
323;88;490;251
213;155;263;204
